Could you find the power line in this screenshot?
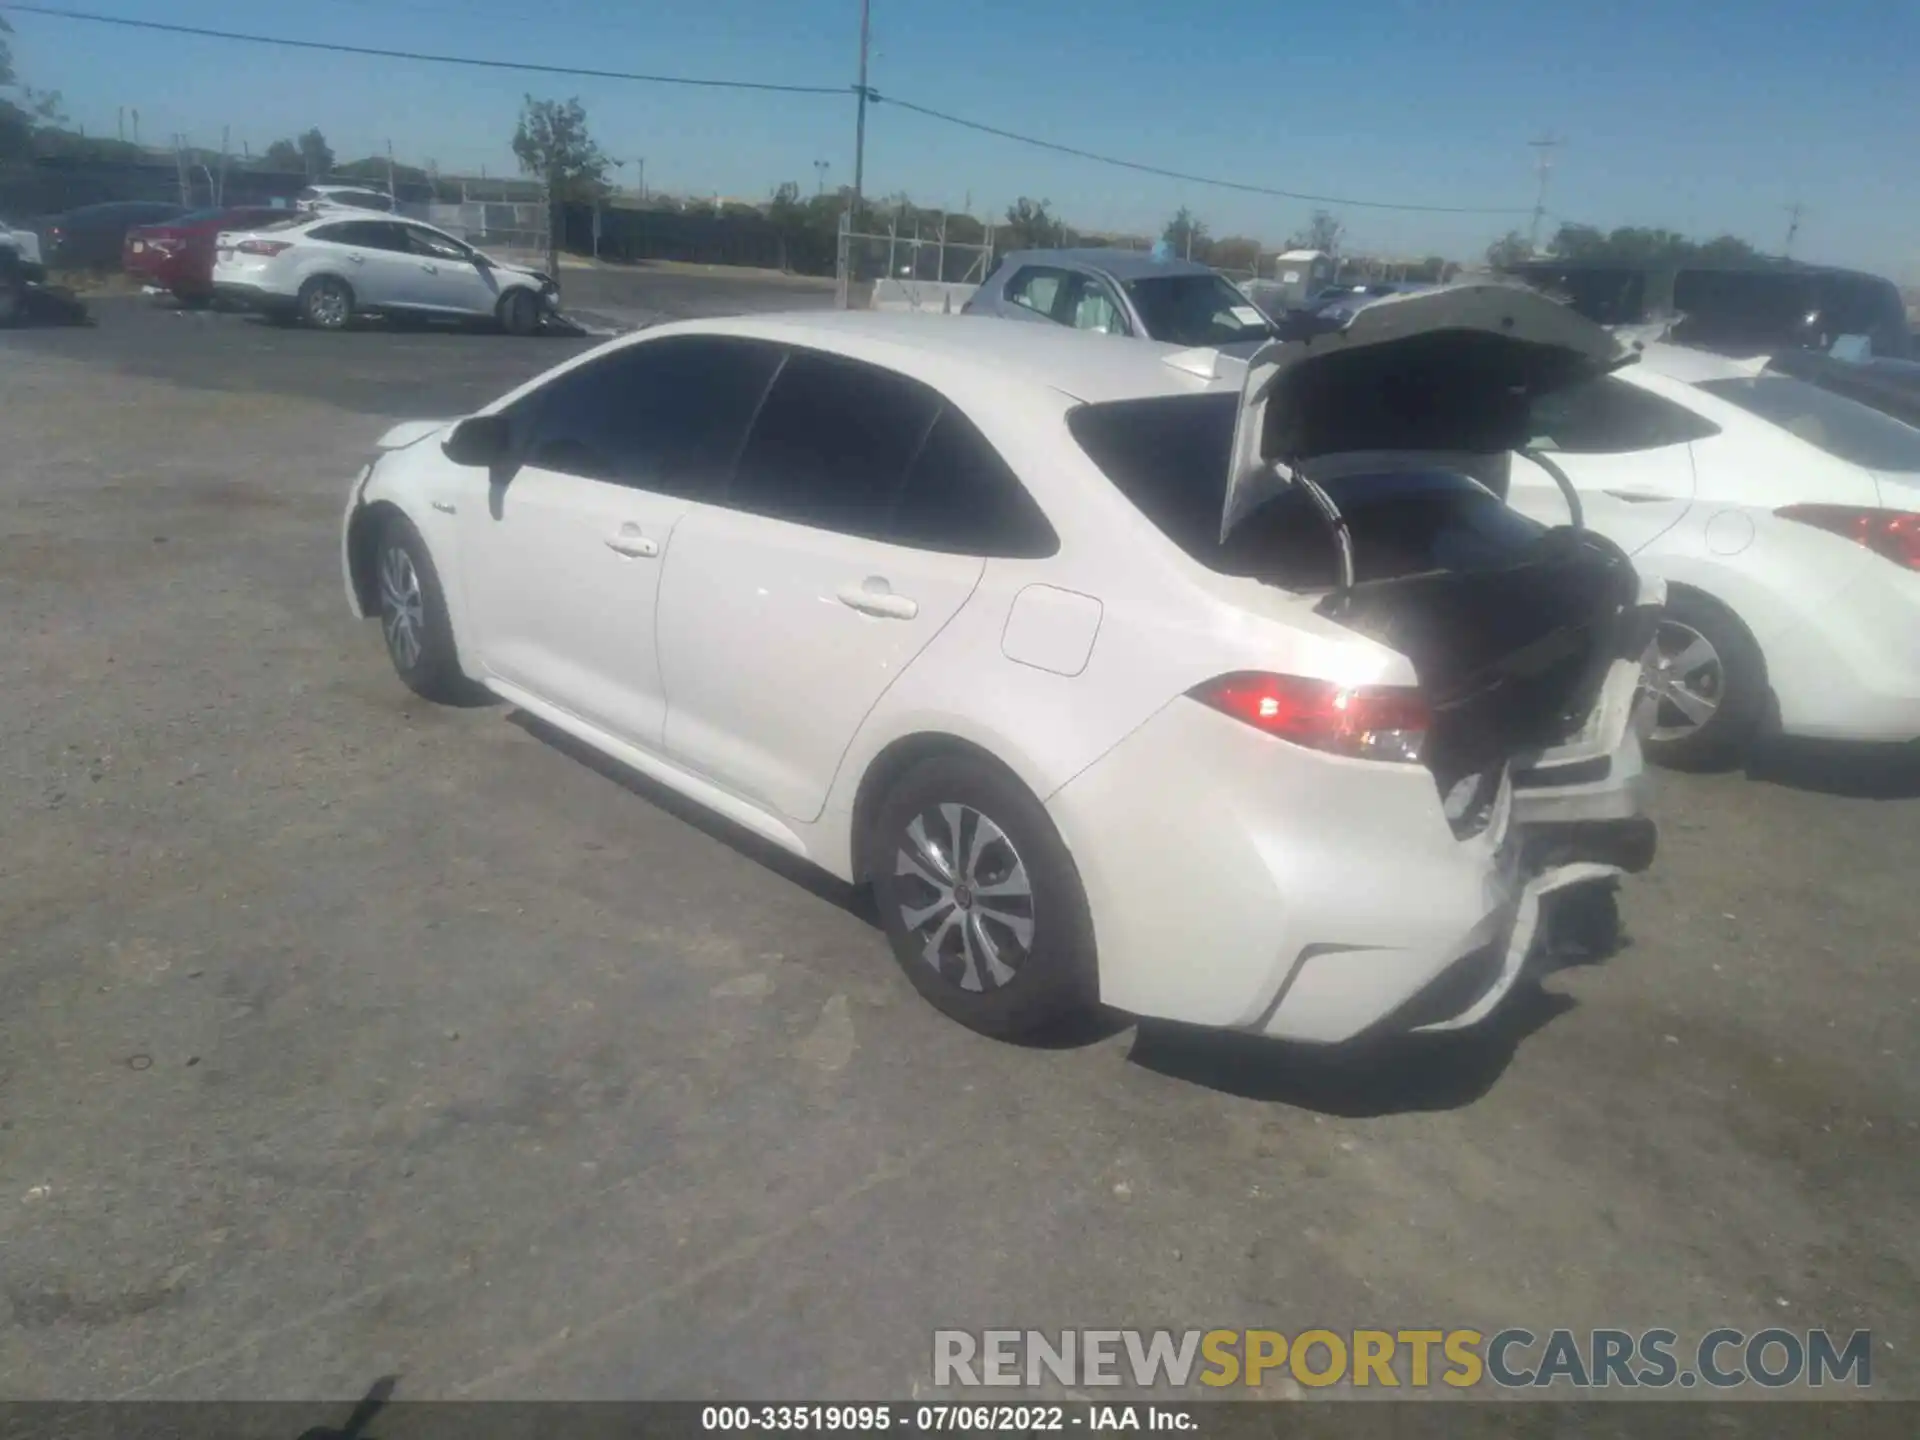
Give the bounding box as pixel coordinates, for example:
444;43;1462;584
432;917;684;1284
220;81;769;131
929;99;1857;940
4;1;1536;216
0;3;848;95
873;92;1533;215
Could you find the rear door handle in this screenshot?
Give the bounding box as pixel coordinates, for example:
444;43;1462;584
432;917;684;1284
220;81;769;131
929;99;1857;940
604;528;659;558
837;581;918;620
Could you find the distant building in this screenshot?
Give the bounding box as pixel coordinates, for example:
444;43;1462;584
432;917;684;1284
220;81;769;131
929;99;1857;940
1266;248;1337;308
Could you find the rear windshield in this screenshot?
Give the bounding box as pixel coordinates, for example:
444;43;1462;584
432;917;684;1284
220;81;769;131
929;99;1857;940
1122;275;1275;347
1069;393;1545;588
1695;374;1920;472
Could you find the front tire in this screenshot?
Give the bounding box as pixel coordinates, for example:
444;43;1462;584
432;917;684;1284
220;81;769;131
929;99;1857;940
0;267;23;328
870;755;1098;1040
298;274;355;331
1642;589;1768;771
497;288;542;337
374;514;469;703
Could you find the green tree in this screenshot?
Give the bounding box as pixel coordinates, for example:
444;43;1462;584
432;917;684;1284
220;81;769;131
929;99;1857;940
297;127;334;180
512;96;608;200
2;16;68;162
1287;209;1344;254
1001;197;1063;251
262;138;302;172
1162;206;1209;260
1486;230;1532;269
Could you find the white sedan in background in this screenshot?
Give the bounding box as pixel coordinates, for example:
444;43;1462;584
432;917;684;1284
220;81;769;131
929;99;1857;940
339;290;1659;1047
1506;344;1920;768
212;212;557;333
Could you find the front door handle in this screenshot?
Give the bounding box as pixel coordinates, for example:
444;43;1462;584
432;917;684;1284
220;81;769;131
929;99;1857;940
346;252;365;265
421;262;439;274
1602;489;1677;503
604;528;659;558
837;580;918;620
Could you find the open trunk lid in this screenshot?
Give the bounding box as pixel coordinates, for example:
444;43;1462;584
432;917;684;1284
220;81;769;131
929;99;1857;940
1215;284;1652;802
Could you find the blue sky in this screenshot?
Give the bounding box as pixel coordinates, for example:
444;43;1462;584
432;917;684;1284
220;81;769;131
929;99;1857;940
9;0;1917;279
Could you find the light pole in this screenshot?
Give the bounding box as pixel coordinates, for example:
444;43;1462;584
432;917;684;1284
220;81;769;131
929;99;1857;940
814;160;830;197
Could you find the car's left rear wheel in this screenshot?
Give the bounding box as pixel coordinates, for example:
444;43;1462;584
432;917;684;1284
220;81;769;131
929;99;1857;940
871;755;1098;1041
299;275;355;331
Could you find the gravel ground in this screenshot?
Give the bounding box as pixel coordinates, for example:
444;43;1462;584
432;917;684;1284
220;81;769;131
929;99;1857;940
1;286;1916;1406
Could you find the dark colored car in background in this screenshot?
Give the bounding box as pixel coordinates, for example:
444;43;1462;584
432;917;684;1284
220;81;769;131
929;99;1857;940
1505;258;1913;360
30;200;187;271
1766;340;1920;429
124;205;292;303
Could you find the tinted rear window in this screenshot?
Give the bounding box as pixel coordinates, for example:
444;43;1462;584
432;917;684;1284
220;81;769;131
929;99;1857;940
1695;375;1920;471
1069;394;1545;588
1123;275;1274;346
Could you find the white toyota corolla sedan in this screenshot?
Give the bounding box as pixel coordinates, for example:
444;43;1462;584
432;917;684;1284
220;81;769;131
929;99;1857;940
341;288;1661;1044
1504;343;1920;768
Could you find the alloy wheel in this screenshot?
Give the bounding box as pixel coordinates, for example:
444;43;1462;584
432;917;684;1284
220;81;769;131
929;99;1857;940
309;282;348;328
378;544;425;671
1644;618;1724;741
893;803;1035;994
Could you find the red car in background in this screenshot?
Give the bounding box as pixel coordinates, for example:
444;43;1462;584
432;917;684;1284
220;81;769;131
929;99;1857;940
124;206;292;304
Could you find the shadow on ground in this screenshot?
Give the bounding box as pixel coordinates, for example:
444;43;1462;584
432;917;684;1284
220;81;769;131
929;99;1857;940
1747;735;1920;800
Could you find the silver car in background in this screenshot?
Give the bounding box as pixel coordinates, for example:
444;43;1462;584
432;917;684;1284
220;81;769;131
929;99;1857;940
962;247;1278;351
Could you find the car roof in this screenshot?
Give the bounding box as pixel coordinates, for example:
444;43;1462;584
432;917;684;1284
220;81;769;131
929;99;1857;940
650;310;1233;405
997;248;1221;282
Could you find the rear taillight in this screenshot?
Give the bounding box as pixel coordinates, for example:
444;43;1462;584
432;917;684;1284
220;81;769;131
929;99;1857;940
1189;672;1429;763
236;238;293;257
1776;505;1920;570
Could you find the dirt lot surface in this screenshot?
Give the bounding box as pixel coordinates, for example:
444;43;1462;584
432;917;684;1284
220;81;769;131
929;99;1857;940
2;285;1917;1406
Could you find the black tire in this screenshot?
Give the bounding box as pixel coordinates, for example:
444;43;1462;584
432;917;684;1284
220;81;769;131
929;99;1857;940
497;288;542;337
171;288;211;310
1642;588;1768;772
0;266;22;328
298;274;355;331
372;513;469;704
870;755;1098;1040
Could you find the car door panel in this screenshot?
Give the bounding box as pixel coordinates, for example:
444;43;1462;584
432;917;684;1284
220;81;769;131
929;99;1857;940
454;334;781;749
403;225;497;313
1507;445;1698;554
462;468;685;746
1506;374;1709;554
657;509;983;820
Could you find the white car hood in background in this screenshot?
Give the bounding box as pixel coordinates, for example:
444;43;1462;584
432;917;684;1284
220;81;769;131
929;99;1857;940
1221;283;1633;540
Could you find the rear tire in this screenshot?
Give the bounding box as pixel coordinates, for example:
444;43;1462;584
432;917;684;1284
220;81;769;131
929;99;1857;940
497;288;542;337
298;274;354;331
0;265;23;328
870;755;1098;1041
1642;589;1768;771
373;514;469;704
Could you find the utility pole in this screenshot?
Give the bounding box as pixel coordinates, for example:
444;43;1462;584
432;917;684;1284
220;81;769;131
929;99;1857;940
1527;134;1563;255
386;139;396;200
117;107;125;143
814;159;830;197
131;108;140;147
636;156;645;202
851;0;871;237
218;124;229;207
1783;201;1805;258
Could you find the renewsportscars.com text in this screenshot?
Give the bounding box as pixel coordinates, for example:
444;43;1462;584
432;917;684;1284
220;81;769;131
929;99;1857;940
932;1327;1873;1390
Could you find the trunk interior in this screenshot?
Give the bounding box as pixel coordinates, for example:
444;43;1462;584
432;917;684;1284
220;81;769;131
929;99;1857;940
1315;528;1646;804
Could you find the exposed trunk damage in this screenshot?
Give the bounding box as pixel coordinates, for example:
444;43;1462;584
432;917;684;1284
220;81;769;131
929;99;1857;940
1215;284;1646;809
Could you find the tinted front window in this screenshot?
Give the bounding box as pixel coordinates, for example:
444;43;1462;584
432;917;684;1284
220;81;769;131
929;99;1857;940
311;221;404;250
1069;394;1544;587
727;351;941;537
522;336;780;495
892;408;1057;557
404;226;470;260
1528;377;1721;453
1123;275;1273;346
1696;375;1920;471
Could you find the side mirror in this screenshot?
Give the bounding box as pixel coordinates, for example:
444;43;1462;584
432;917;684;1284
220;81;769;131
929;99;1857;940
442;414;510;468
471;251;494;269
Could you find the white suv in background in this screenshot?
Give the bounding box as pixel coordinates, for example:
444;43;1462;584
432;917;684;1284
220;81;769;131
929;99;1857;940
212;213;557;334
